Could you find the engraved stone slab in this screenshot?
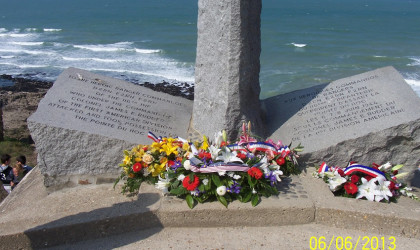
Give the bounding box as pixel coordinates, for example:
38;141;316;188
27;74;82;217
28;67;193;190
263;66;420;181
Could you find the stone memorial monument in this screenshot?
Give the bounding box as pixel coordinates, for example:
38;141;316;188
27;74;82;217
28;67;193;190
193;0;264;140
263;66;420;179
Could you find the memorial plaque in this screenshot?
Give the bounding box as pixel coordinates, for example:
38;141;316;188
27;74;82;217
28;67;193;190
30;67;192;144
263;66;420;178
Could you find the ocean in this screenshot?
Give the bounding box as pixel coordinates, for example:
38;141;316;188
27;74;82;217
1;0;420;99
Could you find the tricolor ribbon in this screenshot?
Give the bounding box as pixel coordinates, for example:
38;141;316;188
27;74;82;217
147;131;161;142
318;162;329;174
188;158;250;173
344;163;386;180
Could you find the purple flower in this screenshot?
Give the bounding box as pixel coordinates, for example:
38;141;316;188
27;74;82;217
265;172;277;187
170;160;182;172
227;181;242;194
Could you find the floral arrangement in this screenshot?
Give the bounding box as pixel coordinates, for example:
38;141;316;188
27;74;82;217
115;123;303;208
313;161;419;202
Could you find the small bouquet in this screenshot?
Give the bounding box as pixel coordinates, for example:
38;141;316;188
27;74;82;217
115;122;303;208
314;161;419;202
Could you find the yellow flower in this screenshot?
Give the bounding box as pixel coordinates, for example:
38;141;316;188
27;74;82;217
160;143;179;156
148;162;165;177
123;155;132;165
150;142;161;153
200;135;209;150
182;142;190;151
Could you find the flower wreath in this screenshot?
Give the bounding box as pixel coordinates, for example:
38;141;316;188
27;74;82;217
115;123;303;208
314;161;419;202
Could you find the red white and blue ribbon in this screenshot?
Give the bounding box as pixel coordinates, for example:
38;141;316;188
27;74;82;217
147;131;161;143
228;142;291;157
318;162;329;174
188;159;250;173
344;163;386;180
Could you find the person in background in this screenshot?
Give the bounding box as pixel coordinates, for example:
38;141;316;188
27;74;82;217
16;155;32;172
0;154;14;193
11;163;26;190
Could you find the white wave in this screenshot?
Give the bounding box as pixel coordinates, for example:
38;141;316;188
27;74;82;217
0;48;54;55
74;44;129;52
62;56;119;63
135;48;161;54
0;55;15;59
24;28;38;32
44;28;62;32
0;62;49;68
0;28;7;33
8;33;34;38
291;42;307;48
405;79;420;87
373;55;386;58
405;78;420;97
407;57;420;66
10;41;44;46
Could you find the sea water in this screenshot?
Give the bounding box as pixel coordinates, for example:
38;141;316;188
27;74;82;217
1;0;420;99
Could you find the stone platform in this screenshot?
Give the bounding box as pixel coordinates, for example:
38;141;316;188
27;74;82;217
0;167;419;249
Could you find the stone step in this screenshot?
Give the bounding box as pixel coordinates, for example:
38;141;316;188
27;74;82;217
0;167;419;249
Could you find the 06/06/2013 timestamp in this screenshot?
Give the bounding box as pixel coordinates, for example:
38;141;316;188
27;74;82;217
309;236;396;250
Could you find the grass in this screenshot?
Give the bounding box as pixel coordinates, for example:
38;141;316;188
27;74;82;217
0;137;36;167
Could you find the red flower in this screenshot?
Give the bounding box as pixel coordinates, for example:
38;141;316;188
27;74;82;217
182;175;200;191
344;182;358;195
336;168;345;177
237;152;247;160
350;175;360;184
393;170;398;175
247;167;263;180
198;150;211;160
167;160;175;167
276;157;285;166
220;141;227;147
132;163;143;173
389;181;398;190
371;163;380;170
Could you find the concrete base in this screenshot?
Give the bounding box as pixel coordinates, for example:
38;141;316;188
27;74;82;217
0;167;419;249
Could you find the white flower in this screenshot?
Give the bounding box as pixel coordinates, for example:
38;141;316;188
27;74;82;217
177;174;186;181
214;131;224;146
183;160;191;170
155;174;170;194
202;178;209;185
252;188;257;194
216;148;243;163
227;172;235;178
216;186;227;196
327;174;347;192
218;171;226;176
379;162;392;171
209;145;221;159
143;168;150;177
356;177;378;201
272;169;283;182
233;174;241;180
374;178;393;202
